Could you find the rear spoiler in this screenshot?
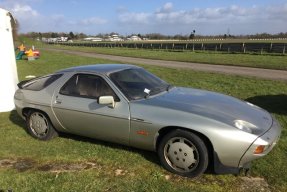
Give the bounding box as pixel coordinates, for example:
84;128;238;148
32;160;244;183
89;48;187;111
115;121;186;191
17;78;37;89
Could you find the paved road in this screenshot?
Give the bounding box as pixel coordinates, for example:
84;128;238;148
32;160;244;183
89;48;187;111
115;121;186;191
44;48;287;82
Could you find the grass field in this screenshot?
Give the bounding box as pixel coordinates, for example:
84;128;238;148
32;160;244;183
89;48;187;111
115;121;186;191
39;43;287;70
0;50;286;191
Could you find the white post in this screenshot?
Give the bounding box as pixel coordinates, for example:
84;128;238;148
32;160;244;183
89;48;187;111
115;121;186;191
0;8;19;112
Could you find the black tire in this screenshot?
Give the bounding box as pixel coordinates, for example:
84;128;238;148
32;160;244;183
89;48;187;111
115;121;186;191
158;129;209;178
26;110;58;140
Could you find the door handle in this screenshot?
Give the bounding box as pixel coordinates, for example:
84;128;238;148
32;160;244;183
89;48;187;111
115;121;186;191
55;99;62;104
55;95;62;104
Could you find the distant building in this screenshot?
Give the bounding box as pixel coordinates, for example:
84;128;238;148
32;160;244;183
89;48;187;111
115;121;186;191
43;38;57;42
129;35;142;41
42;37;68;42
84;37;103;42
57;37;68;42
92;38;103;42
107;34;123;41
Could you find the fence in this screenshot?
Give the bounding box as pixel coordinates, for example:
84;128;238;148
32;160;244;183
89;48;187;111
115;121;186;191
49;42;286;54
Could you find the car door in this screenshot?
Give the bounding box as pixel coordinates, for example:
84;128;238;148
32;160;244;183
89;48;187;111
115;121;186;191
51;73;130;145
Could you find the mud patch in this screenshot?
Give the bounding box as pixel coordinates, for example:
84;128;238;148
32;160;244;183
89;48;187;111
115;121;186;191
0;159;17;168
0;159;35;172
0;158;101;173
38;161;101;173
14;159;36;172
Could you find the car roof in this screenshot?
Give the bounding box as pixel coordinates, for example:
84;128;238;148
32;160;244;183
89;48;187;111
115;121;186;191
56;64;140;74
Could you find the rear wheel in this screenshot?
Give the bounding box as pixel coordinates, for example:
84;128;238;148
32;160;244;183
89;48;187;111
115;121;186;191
158;129;208;178
26;110;58;140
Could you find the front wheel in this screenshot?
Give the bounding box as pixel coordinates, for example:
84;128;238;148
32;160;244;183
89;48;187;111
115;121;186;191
158;129;209;178
26;110;58;140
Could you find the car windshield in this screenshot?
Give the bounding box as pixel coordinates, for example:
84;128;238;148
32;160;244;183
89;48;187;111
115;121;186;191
109;68;170;100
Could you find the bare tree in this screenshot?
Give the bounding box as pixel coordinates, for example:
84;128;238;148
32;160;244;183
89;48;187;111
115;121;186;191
10;17;19;41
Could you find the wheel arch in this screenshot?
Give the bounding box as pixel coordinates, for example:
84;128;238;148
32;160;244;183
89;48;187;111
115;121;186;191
22;107;49;118
155;126;215;171
22;107;54;127
23;107;59;140
22;107;34;118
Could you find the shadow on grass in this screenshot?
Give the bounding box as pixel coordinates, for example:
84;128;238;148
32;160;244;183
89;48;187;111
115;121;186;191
60;133;160;165
8;110;160;167
9;110;27;131
246;94;287;115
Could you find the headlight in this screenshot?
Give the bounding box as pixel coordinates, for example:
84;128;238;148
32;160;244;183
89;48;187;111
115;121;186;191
234;120;257;134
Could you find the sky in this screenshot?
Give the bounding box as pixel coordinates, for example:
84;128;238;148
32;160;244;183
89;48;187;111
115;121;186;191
0;0;287;36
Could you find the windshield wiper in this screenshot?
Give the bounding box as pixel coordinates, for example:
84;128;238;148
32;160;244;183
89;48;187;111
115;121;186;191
144;84;174;99
144;86;168;99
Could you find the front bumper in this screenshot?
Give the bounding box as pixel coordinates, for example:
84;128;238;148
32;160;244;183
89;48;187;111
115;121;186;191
238;117;282;168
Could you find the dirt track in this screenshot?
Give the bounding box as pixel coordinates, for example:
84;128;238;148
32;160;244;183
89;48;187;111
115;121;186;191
44;48;287;82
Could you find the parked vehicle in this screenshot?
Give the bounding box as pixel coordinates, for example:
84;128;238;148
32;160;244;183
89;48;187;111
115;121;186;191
14;64;281;178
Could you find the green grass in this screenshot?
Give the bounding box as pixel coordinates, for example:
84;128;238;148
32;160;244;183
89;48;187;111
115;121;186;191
41;43;287;70
16;50;119;80
0;50;286;191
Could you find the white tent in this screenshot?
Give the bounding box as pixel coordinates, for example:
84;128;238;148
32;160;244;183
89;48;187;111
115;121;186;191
0;8;19;112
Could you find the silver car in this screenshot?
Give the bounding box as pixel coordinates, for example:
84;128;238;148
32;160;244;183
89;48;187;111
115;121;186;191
14;64;281;178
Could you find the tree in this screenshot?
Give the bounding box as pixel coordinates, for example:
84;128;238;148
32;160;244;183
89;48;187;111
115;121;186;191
189;33;194;39
174;34;188;40
77;33;87;39
110;32;118;36
145;33;165;40
11;18;19;41
69;31;75;39
51;32;58;38
38;32;42;39
189;30;196;39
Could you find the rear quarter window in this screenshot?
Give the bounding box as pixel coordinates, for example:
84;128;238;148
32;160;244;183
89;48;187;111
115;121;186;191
21;74;63;91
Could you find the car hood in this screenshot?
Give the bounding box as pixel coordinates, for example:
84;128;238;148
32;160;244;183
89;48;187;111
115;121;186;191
135;87;273;133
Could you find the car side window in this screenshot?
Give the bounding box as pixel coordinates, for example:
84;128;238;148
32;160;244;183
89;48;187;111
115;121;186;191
21;74;63;91
59;74;119;101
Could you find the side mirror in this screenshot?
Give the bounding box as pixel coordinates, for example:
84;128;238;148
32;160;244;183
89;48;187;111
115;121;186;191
98;96;115;108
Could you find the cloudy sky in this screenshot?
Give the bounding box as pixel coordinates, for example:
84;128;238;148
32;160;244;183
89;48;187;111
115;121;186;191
1;0;287;35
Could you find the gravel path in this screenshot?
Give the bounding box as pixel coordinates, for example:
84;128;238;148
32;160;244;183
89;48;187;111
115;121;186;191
43;48;287;82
